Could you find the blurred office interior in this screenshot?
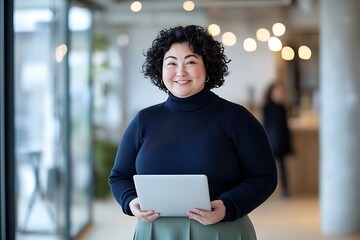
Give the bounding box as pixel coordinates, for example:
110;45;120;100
1;0;360;239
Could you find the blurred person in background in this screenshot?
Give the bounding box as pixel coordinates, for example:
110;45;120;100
109;25;277;240
262;82;293;198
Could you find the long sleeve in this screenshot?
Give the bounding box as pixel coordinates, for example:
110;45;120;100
219;106;277;221
108;115;141;215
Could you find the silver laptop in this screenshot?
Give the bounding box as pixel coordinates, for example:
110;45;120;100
133;174;211;217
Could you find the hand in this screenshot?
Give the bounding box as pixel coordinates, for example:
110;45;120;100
129;198;160;222
187;200;226;225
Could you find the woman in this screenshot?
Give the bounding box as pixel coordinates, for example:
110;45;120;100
109;25;277;240
262;82;293;198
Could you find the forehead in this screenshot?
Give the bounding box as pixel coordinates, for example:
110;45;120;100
164;42;198;57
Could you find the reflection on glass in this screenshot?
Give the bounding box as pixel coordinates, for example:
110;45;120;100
68;5;93;237
13;0;90;239
14;1;61;237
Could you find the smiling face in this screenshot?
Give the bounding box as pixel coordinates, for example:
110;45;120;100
162;42;207;98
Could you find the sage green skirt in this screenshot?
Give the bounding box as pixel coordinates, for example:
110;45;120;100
133;215;257;240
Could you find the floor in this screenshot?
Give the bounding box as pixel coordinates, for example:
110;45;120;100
78;192;360;240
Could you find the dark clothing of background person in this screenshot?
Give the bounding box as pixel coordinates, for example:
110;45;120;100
262;84;292;197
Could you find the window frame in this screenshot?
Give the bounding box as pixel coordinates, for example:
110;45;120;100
1;1;15;240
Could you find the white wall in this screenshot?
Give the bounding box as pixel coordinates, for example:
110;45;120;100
211;20;276;106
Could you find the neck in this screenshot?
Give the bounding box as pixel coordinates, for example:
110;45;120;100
165;88;217;113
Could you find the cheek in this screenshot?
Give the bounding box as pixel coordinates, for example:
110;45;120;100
162;68;175;81
192;67;206;78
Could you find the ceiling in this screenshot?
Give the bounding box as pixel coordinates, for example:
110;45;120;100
92;0;294;9
80;0;319;34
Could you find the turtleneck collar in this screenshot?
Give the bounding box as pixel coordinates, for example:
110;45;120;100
165;87;218;113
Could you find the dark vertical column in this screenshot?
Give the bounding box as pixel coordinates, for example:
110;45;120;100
320;0;360;234
2;1;15;239
0;0;5;238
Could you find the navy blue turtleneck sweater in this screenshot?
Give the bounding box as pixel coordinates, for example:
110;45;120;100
109;88;277;222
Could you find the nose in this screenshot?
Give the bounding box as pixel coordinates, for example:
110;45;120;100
176;65;187;77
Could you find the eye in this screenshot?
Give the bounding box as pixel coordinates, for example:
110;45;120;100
166;62;176;66
186;60;196;65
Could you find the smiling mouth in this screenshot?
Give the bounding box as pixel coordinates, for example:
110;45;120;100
176;80;191;84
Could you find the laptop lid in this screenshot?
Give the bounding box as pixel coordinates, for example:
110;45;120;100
133;174;211;217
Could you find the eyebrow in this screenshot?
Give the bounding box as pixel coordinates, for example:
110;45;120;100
165;54;199;60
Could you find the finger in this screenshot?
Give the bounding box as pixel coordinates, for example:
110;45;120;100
138;211;160;222
187;211;203;222
188;208;224;225
190;208;208;217
187;210;212;225
145;212;160;222
188;215;213;225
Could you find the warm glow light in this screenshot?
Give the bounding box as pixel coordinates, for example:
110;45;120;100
222;32;237;46
298;45;312;60
56;44;68;63
183;1;195;11
256;28;270;42
208;24;221;36
243;38;257;52
272;22;286;37
281;46;295;60
130;1;142;12
268;36;282;51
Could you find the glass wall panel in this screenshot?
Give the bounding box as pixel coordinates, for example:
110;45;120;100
14;0;68;239
13;0;93;239
68;5;93;237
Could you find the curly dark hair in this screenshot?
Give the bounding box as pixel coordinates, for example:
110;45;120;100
142;25;231;92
